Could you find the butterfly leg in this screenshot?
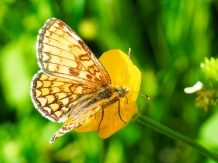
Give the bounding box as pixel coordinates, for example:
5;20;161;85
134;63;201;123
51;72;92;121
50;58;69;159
97;108;105;132
118;100;126;124
124;95;128;104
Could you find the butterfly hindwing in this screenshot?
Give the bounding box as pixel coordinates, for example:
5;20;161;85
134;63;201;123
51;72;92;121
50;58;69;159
31;71;99;122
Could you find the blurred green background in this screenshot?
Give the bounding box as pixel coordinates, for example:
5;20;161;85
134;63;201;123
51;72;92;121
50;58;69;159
0;0;218;162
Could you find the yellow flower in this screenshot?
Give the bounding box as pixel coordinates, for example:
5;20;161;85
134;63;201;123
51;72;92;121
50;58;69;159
74;49;141;138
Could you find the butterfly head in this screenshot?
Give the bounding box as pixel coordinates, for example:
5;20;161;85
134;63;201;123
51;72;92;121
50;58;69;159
115;86;129;98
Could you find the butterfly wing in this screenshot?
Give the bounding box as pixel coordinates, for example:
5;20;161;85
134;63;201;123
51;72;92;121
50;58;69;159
31;71;99;122
37;18;111;86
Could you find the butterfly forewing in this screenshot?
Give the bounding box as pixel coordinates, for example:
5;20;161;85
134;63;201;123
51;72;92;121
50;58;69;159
37;18;111;86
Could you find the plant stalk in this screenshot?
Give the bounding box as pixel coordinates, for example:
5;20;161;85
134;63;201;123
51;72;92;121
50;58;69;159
138;114;218;161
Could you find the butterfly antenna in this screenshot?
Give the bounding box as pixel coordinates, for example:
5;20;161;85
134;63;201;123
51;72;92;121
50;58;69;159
121;48;150;100
121;48;132;87
130;90;150;100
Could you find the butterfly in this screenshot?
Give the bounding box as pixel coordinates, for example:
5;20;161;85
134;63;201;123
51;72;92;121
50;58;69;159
30;18;130;143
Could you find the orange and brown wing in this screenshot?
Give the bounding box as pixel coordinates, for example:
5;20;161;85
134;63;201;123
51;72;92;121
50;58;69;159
31;71;98;122
37;18;111;86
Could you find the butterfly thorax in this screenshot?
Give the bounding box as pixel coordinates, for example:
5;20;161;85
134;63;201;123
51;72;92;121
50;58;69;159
98;87;113;99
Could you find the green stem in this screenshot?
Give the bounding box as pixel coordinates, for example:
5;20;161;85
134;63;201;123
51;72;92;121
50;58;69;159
138;114;218;161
